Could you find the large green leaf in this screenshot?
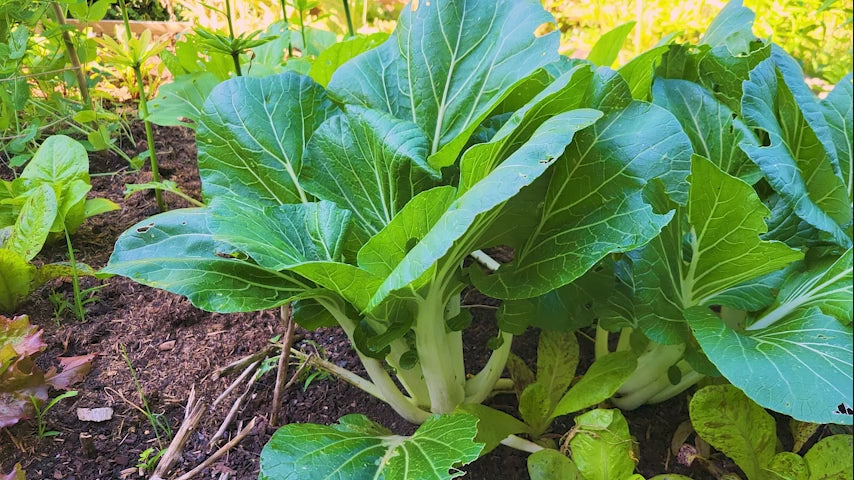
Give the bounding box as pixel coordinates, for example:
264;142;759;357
617;43;671;100
740;58;852;248
0;249;34;313
259;413;483;480
196;72;337;205
821;74;853;200
699;0;756;56
302;107;441;236
309;33;389;87
689;307;853;425
652;78;760;183
475;100;692;300
689;385;776;480
208;198;351;270
103;209;307;313
327;0;560;169
455;404;529;456
145;72;220;129
536;331;579;411
568;409;636;480
367;109;602;310
586;21;635;68
20;135;89;186
4;184;56;262
756;249;853;327
697;41;771;114
633;156;802;344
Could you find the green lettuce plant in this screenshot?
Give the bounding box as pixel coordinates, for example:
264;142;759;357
0;135;117;313
105;0;697;476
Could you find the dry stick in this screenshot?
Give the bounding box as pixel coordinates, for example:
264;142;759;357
207;370;259;449
174;417;257;480
150;388;206;480
270;304;296;426
213;359;260;407
49;2;92;110
212;345;275;380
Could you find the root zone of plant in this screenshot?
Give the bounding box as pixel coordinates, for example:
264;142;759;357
1;124;721;480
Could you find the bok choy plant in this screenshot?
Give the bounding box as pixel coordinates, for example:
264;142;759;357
105;0;696;475
546;1;854;426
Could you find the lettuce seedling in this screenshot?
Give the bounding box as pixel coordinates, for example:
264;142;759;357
106;0;694;475
0;135;116;313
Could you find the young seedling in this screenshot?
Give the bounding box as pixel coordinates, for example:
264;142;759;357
119;344;171;444
30;390;78;438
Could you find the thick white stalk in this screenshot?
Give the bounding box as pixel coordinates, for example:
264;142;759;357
616;341;685;395
416;289;466;414
387;339;430;409
464;331;513;404
500;434;545;453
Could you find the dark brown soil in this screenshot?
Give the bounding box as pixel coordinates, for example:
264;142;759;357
2;124;726;479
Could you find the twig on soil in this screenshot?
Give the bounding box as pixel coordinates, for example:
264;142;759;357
208;370;259;450
212;345;276;381
150;387;206;480
174;417;257;480
270;304;296;426
213;360;261;407
3;428;26;453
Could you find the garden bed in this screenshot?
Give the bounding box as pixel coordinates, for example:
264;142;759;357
0;123;728;479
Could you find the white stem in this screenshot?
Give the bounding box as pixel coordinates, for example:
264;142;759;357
416;289;466;414
616;342;685;395
470;250;501;272
595;325;611;359
464;331;513;404
500;434;544;453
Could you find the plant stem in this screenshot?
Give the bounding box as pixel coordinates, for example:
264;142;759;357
464;331;513;404
117;0;132;41
133;66;165;211
500;434;545;454
222;0;242;75
281;0;293;57
416;288;466;414
342;0;355;37
49;2;92;110
63;228;85;321
298;3;307;56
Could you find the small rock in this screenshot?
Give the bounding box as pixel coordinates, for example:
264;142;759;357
77;407;113;422
158;340;176;351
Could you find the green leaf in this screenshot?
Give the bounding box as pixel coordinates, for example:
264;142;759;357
291;299;338;329
527;449;582;480
103;209;306;313
475;100;691;300
552;351;637;418
259;413;483;480
633;155;802;344
536;330;579;409
506;353;535;399
699;0;756;56
309;33;388;87
803;435;853;480
208;198;351;270
0;249;34;313
145;72;220;129
496;261;613;334
519;382;551;435
569;409;636;480
587;21;635;68
328;0;560;169
697;41;771;114
56;179;91;233
689;306;853;425
83;198;120;218
617;44;671;100
689;384;776;480
5;184;56;262
368;109;602;310
741;58;852;248
761;249;853;326
21;135;89;186
302;107;441;236
821;74;852;200
652;78;760;183
456;404;530;456
707;267;791;312
196;72;337;205
766;452;809;480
